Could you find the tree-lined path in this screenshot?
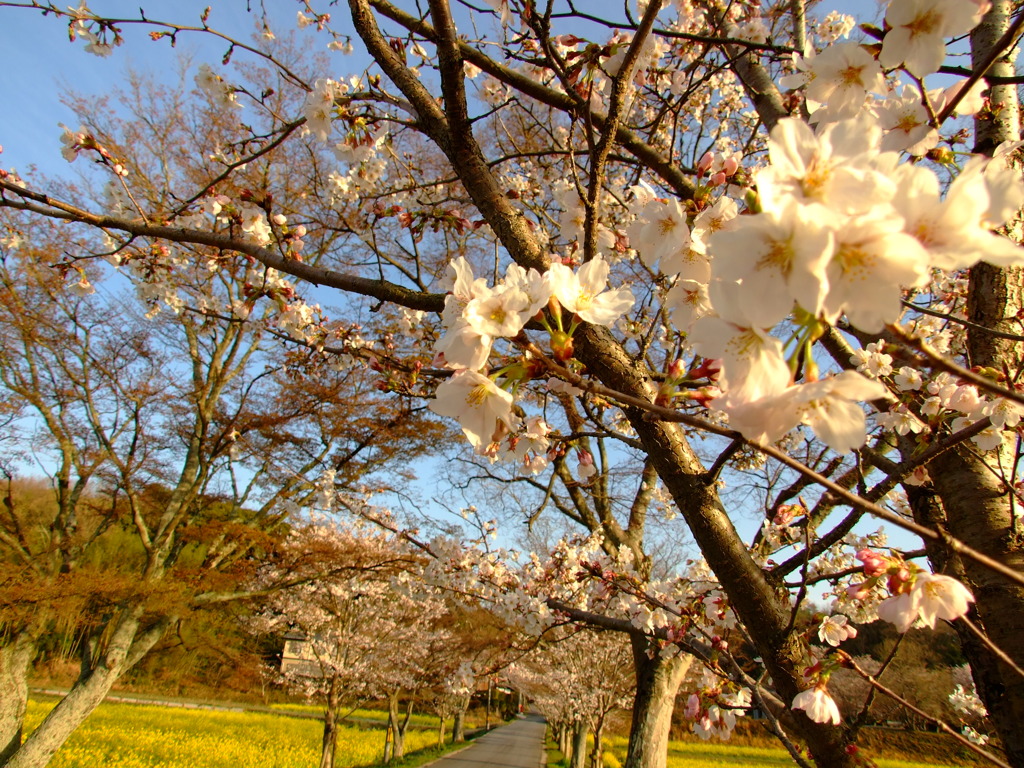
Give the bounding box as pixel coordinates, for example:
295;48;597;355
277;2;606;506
431;715;546;768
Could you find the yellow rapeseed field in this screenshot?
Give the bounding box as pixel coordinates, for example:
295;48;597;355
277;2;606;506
25;699;441;768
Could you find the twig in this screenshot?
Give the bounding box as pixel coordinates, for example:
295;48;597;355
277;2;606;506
845;655;1011;768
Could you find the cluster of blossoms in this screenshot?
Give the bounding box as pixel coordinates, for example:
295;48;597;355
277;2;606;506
194;64;243;110
861;339;1024;454
683;670;753;740
427;254;634;473
789;547;976;724
687;111;1024;453
851;549;976;633
949;682;990;745
66;1;119;57
58;124;128;177
781;0;990;136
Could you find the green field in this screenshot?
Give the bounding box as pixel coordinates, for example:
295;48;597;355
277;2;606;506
662;743;966;768
25;699;451;768
571;733;975;768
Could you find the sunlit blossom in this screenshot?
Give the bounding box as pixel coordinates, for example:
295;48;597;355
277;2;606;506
792;686;841;724
430;370;518;452
547;255;635;327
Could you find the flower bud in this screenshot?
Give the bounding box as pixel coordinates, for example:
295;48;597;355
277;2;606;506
697;151;714;175
846;582;871;601
550;330;574;362
655;381;675;407
888;566;912;594
925;146;955;165
856;548;887;577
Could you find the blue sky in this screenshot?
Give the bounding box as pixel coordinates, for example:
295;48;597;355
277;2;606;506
1;0;878;175
1;0;362;173
0;0;909;558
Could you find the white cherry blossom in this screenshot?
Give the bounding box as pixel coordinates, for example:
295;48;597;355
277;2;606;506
434;321;492;371
792;687;841;725
430;370;518;452
877;572;975;632
818;614;857;646
690;291;791;406
850;342;893;378
463;284;533;338
757;116;895;217
547;255;635;326
876;86;938;156
894;366;923;391
823;209;929;332
880;0;989;77
628;197;692;273
664;279;711;329
709;200;834;327
804;42;885;123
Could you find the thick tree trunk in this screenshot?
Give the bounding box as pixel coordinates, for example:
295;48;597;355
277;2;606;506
319;681;342;768
436;717;445;747
915;3;1024;765
5;610;165;768
570;721;588;768
452;694;469;743
622;641;690;768
0;630;37;766
386;690;412;761
591;720;605;768
907;487;1019;758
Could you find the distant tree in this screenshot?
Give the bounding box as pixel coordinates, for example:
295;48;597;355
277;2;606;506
3;3;1024;768
0;216;439;768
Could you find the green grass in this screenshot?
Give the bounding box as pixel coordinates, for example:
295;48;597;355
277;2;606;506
550;733;971;768
664;742;961;768
25;698;467;768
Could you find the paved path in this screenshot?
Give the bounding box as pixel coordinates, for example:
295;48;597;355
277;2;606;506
431;714;546;768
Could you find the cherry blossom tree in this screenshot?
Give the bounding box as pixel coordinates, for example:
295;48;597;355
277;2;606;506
0;197;439;768
507;628;635;768
2;1;1024;767
254;522;440;768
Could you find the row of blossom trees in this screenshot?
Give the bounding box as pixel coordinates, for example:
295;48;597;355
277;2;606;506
255;522;512;768
0;58;445;768
2;1;1024;767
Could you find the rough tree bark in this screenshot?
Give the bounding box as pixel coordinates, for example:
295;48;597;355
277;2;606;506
5;610;168;768
902;3;1024;764
623;639;690;768
0;630;38;766
319;679;342;768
